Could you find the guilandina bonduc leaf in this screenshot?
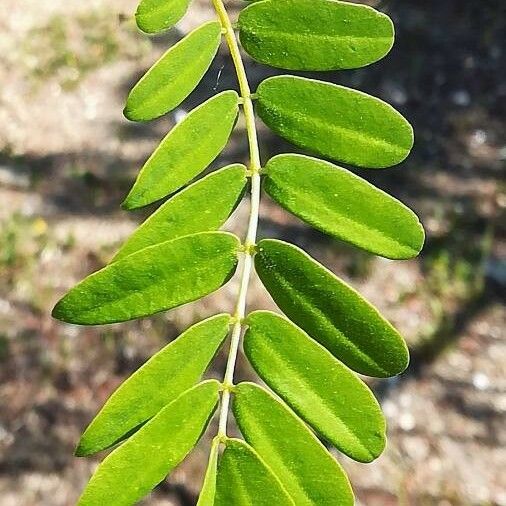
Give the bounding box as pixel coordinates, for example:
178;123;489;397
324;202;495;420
52;0;424;503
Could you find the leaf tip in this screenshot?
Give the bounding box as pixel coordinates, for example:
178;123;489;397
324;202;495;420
123;103;146;123
120;196;136;211
51;298;67;322
74;440;91;457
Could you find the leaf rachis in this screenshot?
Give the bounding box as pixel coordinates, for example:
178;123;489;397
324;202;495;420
211;0;263;440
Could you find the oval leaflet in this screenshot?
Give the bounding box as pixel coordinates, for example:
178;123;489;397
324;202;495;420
255;239;409;377
234;382;354;505
76;314;230;456
78;381;220;506
256;75;414;168
215;438;295;506
124;21;222;122
52;232;241;325
244;311;386;463
136;0;191;34
239;0;394;71
264;154;424;259
117;164;247;258
123;92;240;209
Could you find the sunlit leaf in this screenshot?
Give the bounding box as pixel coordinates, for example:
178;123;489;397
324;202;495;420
117;164;246;257
78;381;220;506
239;0;393;71
244;311;385;463
256;75;413;168
234;382;354;505
196;438;220;506
136;0;191;34
123;92;240;209
255;239;409;377
76;314;231;456
264;154;424;259
215;438;295;505
124;21;221;122
52;232;240;325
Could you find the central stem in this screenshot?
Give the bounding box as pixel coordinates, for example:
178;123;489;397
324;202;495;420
212;0;262;438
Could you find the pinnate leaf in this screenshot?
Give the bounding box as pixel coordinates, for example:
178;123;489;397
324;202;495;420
255;239;409;377
239;0;394;71
52;232;240;325
136;0;191;34
117;164;246;258
244;311;386;463
196;438;220;506
123;92;240;209
256;75;413;168
78;381;220;506
264;154;424;259
124;21;221;122
77;314;231;456
215;438;295;506
234;382;354;505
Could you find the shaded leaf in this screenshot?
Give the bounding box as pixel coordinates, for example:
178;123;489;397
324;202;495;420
117;164;246;257
124;21;221;122
239;0;393;71
77;314;231;456
52;232;240;325
244;311;385;463
256;75;413;168
234;382;354;505
123;92;240;209
264;154;424;259
78;381;220;506
255;239;409;377
136;0;191;34
197;438;220;506
215;438;295;506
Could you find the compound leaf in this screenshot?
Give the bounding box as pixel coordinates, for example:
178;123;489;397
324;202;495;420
78;381;220;506
136;0;191;34
124;21;221;121
255;239;409;377
264;154;424;259
196;438;220;506
52;232;240;325
234;382;354;505
239;0;394;71
215;438;295;506
76;314;231;456
256;75;413;168
117;164;246;258
244;311;385;463
123;92;240;209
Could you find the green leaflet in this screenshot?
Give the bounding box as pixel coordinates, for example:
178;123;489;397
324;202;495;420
124;21;221;122
196;438;220;506
255;239;409;377
52;232;240;325
256;75;413;168
233;382;354;505
264;154;424;259
76;314;231;456
116;164;247;258
239;0;394;71
215;438;295;506
136;0;191;34
123;92;240;209
78;381;220;506
244;311;386;463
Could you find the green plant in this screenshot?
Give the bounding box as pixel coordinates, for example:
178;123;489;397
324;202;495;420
52;0;424;503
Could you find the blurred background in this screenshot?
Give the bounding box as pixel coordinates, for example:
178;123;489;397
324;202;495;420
0;0;504;504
